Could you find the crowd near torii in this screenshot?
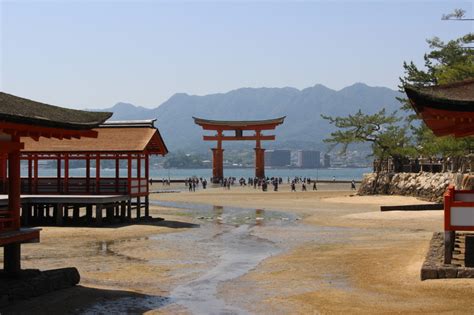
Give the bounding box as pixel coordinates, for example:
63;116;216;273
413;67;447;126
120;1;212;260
172;176;357;192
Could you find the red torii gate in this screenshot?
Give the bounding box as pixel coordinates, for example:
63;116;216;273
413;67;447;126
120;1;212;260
193;117;285;182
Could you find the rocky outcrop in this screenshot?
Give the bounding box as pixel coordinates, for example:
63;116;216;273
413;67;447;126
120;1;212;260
359;172;473;203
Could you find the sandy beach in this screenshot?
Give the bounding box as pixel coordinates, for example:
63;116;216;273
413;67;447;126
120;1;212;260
2;182;474;314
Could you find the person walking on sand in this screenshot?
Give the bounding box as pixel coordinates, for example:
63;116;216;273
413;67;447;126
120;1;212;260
302;182;307;191
291;181;296;192
351;179;356;190
312;181;317;191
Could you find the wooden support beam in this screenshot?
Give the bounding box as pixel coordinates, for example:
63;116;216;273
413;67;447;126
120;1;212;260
96;204;103;226
145;196;149;217
136;197;141;219
55;203;63;226
127;199;132;219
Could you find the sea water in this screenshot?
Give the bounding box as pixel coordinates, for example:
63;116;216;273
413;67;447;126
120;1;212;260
20;167;371;181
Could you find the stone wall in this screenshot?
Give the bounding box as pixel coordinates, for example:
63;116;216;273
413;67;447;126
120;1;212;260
358;172;473;203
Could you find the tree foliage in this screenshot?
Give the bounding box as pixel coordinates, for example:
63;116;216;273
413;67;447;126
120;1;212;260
322;30;473;173
322;109;414;171
398;32;474;165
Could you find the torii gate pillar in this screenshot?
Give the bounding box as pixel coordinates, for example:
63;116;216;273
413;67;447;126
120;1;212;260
254;147;265;179
212;148;224;182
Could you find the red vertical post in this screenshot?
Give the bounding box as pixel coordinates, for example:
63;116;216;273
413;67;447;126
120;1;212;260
0;154;6;194
8;136;21;230
137;155;141;194
145;154;149;193
211;129;224;183
254;130;265;179
57;154;61;193
115;155;120;194
64;154;69;194
86;154;90;193
127;154;132;195
96;155;100;194
28;156;32;194
34;154;38;194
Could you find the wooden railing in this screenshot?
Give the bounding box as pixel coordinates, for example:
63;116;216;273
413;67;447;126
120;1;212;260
1;177;148;196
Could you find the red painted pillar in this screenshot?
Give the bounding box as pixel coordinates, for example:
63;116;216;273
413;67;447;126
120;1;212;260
8;137;21;230
64;154;69;194
254;148;265;179
254;130;265;179
0;154;6;193
127;154;132;195
96;155;100;194
115;155;120;194
86;154;90;193
57;155;61;193
27;156;32;194
145;154;149;193
34;155;38;194
137;156;141;194
211;148;224;183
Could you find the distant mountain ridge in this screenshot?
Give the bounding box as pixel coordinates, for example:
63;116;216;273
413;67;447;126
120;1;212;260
95;83;403;152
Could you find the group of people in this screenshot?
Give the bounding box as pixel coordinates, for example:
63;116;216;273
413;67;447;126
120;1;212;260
157;175;357;192
184;177;207;192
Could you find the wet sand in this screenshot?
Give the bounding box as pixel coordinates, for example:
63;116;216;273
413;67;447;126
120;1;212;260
2;182;474;314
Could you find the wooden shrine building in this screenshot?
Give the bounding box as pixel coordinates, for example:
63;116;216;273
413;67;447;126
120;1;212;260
0;91;111;275
13;120;168;223
405;79;474;267
193;117;285;182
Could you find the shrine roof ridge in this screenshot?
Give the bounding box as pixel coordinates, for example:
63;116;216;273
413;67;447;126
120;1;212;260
404;79;474;112
100;119;156;128
0;92;112;130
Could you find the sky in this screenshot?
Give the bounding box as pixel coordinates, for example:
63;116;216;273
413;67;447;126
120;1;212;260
0;0;472;109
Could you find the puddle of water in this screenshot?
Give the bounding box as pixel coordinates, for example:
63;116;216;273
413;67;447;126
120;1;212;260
80;295;171;314
169;224;279;315
83;201;359;314
96;237;149;262
150;200;298;227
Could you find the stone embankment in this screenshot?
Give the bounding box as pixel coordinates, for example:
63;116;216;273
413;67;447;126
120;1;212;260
359;172;474;203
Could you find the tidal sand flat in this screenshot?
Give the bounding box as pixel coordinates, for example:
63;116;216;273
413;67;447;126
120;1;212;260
2;182;474;314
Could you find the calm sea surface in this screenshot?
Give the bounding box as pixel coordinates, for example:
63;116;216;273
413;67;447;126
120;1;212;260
23;167;372;181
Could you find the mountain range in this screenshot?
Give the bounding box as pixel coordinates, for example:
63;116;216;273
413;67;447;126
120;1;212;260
93;83;403;153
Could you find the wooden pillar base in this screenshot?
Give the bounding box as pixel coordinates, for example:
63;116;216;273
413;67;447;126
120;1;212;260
86;205;93;222
136;197;141;219
55;204;63;226
73;206;80;220
96;204;103;226
145;196;149;217
4;243;21;275
127;199;132;219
